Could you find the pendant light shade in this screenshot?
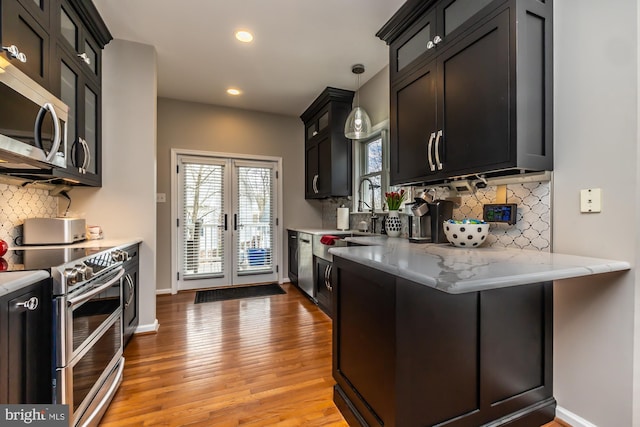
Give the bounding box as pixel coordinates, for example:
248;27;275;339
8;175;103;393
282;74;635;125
344;64;372;140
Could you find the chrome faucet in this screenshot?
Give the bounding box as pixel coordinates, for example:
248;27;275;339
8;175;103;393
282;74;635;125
358;178;379;233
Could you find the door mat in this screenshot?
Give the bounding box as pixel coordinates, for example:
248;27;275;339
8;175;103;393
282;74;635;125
194;283;286;304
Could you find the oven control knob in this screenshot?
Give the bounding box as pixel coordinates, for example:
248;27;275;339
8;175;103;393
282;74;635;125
75;264;94;281
111;250;129;262
63;268;78;285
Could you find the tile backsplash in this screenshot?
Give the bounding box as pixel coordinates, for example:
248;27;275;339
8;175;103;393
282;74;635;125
0;183;58;244
320;181;551;252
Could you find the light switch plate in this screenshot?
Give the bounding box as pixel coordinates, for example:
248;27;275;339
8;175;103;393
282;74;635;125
580;188;602;213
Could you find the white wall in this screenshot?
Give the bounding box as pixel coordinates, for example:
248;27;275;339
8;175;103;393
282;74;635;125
359;65;390;126
554;1;638;425
70;39;158;331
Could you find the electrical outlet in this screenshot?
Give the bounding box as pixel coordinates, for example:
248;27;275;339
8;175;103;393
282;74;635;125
580;188;601;213
156;193;167;203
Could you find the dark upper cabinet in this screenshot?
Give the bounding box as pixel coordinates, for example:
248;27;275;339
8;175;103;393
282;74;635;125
380;0;553;186
0;277;53;404
0;0;111;186
1;0;52;89
300;87;354;199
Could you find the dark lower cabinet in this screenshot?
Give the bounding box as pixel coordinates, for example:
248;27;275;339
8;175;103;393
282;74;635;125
287;230;298;284
314;258;332;316
0;277;52;404
332;257;555;427
122;243;140;347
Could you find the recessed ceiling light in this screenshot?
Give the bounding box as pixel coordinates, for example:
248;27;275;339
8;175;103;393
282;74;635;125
235;30;254;43
227;88;241;96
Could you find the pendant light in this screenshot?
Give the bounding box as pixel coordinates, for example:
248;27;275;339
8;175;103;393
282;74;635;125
344;64;372;140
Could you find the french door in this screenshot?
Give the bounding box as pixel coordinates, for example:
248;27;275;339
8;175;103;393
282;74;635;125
176;155;278;290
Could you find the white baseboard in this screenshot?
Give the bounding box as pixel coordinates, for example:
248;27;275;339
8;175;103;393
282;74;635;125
135;319;159;334
556;406;597;427
280;278;291;284
156;288;173;295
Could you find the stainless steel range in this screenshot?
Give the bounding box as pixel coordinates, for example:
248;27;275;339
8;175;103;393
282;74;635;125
2;245;130;427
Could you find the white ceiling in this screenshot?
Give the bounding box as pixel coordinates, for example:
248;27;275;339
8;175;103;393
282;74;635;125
92;0;406;117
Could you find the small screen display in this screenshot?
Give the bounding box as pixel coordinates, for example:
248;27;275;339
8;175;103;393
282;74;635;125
483;204;517;225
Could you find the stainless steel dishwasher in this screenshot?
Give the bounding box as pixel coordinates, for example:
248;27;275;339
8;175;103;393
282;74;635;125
297;232;314;301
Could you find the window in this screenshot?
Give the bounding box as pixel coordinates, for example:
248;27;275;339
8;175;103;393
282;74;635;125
355;128;388;212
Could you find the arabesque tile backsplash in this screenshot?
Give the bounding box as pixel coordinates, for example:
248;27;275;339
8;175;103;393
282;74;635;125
321;181;551;252
0;183;58;245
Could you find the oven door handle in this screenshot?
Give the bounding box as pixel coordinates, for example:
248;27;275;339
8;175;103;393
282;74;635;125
67;268;125;308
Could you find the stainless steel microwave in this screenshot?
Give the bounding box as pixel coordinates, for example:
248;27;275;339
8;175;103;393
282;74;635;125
0;56;68;170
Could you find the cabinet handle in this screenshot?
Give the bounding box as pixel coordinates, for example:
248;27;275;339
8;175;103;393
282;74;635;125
325;265;333;292
433;35;443;45
15;296;39;311
435;130;443;170
124;274;134;309
2;45;27;62
427;132;436;171
312;174;319;194
78;52;91;66
79;138;89;173
426;40;435;50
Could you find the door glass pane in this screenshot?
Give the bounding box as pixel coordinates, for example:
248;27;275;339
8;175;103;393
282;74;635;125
60;8;77;50
397;23;431;71
84;87;97;174
236;166;273;275
60;62;77;167
182;162;225;278
444;0;493;36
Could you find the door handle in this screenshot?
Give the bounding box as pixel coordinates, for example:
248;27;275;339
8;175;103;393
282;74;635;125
427;132;436;171
234;214;238;231
312;174;319;194
34;102;62;162
435;130;443;170
224;214;228;231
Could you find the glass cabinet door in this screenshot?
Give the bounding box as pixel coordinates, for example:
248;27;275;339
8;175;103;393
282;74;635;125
60;60;79;171
83;86;98;175
439;0;494;38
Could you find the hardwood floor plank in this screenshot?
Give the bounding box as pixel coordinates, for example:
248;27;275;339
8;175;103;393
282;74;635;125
100;283;567;427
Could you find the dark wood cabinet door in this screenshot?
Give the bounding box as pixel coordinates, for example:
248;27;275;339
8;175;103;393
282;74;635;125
287;231;298;283
390;61;437;185
314;258;331;316
305;144;319;198
0;278;52;404
123;265;139;347
1;0;51;88
57;49;101;185
316;136;331;196
437;9;511;176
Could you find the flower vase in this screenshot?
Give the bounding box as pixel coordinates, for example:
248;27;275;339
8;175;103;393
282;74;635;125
386;210;402;237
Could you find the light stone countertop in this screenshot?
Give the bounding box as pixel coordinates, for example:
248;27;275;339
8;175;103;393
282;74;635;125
0;270;50;297
330;236;631;294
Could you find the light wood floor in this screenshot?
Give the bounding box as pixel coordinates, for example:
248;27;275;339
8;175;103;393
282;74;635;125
100;283;566;427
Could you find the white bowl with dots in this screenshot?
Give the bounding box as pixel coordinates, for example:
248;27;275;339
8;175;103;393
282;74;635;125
443;220;490;248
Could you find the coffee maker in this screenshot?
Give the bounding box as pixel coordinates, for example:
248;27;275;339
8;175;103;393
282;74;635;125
408;199;431;243
408;198;454;243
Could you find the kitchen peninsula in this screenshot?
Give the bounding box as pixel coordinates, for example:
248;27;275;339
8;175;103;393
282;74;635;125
329;237;630;427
